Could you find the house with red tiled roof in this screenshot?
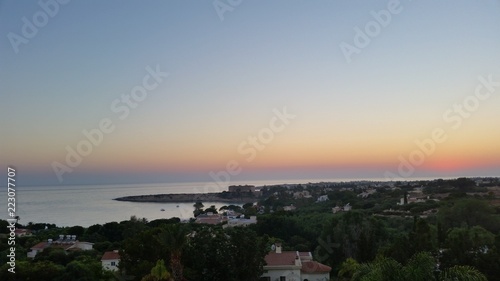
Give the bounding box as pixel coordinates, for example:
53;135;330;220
27;235;93;258
195;212;227;225
101;250;120;271
14;228;32;237
260;244;331;281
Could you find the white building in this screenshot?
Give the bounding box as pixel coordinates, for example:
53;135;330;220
101;250;120;271
397;195;426;205
223;216;257;228
260;244;331;281
293;191;312;199
316;195;329;203
358;189;376;198
27;235;93;258
332;203;352;214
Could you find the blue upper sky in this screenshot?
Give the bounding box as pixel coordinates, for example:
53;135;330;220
1;0;500;186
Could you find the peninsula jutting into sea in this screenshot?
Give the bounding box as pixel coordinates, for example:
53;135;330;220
114;184;260;203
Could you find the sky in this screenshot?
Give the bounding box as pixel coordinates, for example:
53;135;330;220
1;0;500;186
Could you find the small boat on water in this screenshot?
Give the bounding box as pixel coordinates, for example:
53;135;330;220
160;208;165;211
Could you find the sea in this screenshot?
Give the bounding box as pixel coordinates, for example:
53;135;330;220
1;177;447;227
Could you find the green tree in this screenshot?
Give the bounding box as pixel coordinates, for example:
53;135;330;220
184;227;233;281
338;258;360;280
204;205;218;214
184;226;267;281
316;211;386;265
242;202;254;209
141;259;172;281
351;252;487;281
34;247;71;265
441;265;487;281
409;218;436;253
60;256;106;281
193;202;204;217
120;227;167;280
226;227;268;281
0;260;67;281
67;225;85;237
443;226;495;266
439;199;497;232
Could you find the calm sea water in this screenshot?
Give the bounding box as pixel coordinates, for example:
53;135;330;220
0;179;310;227
1;177;441;227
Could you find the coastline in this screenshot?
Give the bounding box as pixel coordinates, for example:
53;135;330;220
114;192;257;203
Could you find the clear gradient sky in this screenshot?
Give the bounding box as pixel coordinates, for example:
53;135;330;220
1;0;500;186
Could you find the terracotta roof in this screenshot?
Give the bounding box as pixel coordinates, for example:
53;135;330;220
101;251;120;260
264;251;298;266
195;215;225;225
31;241;91;251
31;242;48;250
301;261;332;273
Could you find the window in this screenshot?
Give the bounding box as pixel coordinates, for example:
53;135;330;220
111;261;116;266
280;277;286;281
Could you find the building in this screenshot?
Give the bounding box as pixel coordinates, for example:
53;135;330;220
293;191;312;199
283;204;296;212
332;203;352;214
195;213;226;225
27;235;93;258
397;195;427;205
260;244;331;281
316;195;329;203
223;216;257;228
228;185;256;193
101;250;120;271
14;228;32;237
358;189;376;198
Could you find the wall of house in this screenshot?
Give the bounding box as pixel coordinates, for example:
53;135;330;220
261;269;301;281
102;259;119;271
76;242;93;250
301;272;330;281
27;250;38;259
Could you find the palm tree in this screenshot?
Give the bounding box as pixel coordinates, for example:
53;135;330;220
159;225;187;281
441;266;487;281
